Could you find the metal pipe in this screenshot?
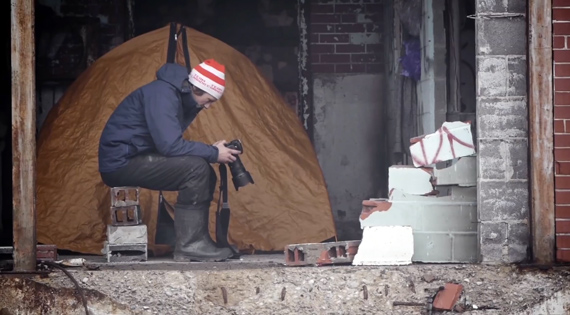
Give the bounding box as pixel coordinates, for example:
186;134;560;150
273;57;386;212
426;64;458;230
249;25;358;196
528;0;555;263
11;0;37;271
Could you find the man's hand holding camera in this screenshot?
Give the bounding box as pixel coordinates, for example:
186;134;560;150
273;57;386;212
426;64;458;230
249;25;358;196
214;140;241;164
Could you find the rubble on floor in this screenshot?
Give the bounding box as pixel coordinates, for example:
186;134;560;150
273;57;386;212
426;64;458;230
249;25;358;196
2;259;570;315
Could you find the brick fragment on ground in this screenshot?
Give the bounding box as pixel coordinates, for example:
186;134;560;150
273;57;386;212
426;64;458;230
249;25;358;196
433;283;464;311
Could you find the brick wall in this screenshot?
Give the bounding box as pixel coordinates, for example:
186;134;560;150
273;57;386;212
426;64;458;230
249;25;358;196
553;0;570;262
309;0;383;74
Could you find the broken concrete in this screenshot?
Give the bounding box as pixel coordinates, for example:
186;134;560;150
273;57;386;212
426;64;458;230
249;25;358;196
352;226;414;266
2;258;570;315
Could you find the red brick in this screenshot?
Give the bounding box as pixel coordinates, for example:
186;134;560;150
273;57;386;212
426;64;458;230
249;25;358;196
320;54;351;63
555;9;570;21
312;64;335;73
335;4;362;13
336;44;365;53
311;44;335;54
556;190;570;204
366;63;384;73
556;148;570;161
557;249;570;262
311;54;320;63
311;3;334;14
555;134;570;148
557;220;570;232
320;34;350;43
311;14;341;24
556;78;570;91
557;64;570;78
335;23;366;33
311;24;335;33
557;235;570;248
555;106;570;119
554;36;567;49
556;161;570;174
366;3;383;11
555;120;566;133
555;0;570;8
433;283;463;311
311;34;320;43
556;205;570;218
556;92;570;105
367;44;383;52
555;50;570;62
555;23;570;35
341;14;357;23
336;64;366;73
352;53;379;62
557;176;570;189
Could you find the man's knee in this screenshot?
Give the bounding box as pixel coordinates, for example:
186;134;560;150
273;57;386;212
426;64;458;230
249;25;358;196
177;156;216;205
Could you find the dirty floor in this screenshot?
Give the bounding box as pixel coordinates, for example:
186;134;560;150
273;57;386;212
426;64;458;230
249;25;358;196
1;254;570;315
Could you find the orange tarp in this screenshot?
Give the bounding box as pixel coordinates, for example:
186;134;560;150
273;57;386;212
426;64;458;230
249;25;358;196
35;25;337;255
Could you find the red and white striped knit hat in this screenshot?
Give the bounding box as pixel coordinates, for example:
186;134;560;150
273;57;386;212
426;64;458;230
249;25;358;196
188;59;226;99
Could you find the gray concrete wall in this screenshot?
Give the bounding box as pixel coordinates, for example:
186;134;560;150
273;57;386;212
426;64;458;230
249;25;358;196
475;0;530;263
313;74;384;240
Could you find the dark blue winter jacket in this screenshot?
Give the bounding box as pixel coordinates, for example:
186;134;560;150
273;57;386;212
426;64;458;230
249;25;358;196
98;63;219;173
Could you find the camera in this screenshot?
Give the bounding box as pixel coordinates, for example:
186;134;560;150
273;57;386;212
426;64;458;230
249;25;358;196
224;139;254;191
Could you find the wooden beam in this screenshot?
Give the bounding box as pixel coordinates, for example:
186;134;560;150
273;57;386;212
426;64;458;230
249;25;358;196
528;0;555;263
11;0;37;271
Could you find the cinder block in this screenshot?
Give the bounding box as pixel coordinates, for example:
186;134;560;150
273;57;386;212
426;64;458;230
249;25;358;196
284;240;360;267
104;242;147;263
388;166;434;195
107;224;147;244
352;226;414;266
433;156;476;187
477;57;508;97
478;181;529;221
507;56;527;97
476;18;526;56
110;186;140;207
409;121;476;167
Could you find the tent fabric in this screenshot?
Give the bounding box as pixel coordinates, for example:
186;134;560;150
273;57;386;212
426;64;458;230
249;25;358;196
36;24;337;255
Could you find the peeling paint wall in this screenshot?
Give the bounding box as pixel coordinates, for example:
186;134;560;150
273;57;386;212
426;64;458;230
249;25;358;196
475;0;529;264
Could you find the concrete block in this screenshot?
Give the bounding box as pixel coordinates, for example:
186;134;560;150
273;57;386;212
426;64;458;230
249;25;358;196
477;97;527;139
477;57;508;97
477;0;526;14
480;222;508;245
505;139;528;180
477;18;526;56
433;156;476;187
388;166;434;195
362;191;477;232
453;234;480;262
409;121;476;167
104;242;148;263
507;222;530;246
478;181;529;221
508;244;528;262
352;226;414;266
110;186;140;207
433;283;464;311
107;224;148;245
477;140;506;180
284;241;360;267
480;244;505;263
507;56;527;97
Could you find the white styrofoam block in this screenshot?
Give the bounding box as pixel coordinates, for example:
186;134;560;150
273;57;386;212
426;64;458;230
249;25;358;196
409;121;476;167
433;156;476;187
352;226;414;266
107;224;148;244
388;166;434;195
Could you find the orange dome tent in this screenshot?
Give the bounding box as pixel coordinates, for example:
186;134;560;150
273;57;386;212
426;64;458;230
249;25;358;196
36;24;337;255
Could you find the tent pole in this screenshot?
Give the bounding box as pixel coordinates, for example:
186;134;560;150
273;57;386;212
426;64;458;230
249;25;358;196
11;0;37;271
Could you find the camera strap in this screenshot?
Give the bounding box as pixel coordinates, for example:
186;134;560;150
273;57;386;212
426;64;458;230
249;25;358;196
216;164;240;255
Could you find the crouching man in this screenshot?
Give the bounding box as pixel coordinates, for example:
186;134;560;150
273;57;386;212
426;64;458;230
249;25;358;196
98;59;240;262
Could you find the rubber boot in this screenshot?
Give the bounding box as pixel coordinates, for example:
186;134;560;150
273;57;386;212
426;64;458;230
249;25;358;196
173;204;234;262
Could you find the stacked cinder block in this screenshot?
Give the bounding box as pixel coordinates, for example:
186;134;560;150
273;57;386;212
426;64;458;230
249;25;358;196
102;186;148;262
354;121;478;264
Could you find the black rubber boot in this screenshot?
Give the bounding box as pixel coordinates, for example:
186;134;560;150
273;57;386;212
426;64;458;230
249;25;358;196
173;204;234;262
